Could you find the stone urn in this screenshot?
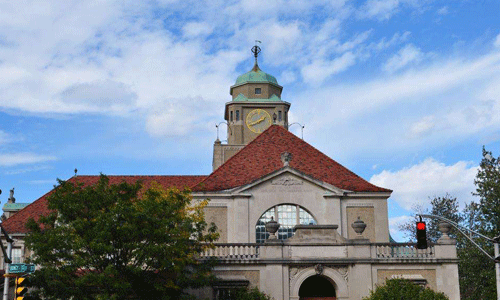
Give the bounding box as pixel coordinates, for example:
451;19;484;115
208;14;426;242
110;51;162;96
437;221;456;244
438;222;452;238
351;217;367;237
265;217;280;239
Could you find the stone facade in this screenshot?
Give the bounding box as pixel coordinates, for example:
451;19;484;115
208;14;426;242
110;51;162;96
201;58;460;299
194;168;460;299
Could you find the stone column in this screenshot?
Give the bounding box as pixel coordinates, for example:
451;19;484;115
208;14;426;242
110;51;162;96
435;222;460;300
260;218;285;300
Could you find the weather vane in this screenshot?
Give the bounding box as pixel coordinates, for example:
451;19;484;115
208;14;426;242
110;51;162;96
251;40;262;64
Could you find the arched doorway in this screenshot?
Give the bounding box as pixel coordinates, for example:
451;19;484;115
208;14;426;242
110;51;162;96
299;275;336;300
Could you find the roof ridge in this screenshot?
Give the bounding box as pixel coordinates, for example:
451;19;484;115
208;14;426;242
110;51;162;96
278;127;387;190
194;126;281;189
73;175;206;177
194;125;391;193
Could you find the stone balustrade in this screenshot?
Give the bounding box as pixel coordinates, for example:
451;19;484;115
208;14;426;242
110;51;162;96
374;243;435;259
201;242;442;261
201;243;260;260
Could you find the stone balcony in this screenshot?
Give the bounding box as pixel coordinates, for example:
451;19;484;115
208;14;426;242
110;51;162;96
200;224;456;264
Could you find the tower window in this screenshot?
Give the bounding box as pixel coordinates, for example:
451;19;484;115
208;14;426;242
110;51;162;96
278;111;282;121
230;111;233;122
236;110;240;121
255;88;262;95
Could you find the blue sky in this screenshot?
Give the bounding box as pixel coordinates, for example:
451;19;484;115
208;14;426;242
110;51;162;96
1;0;499;241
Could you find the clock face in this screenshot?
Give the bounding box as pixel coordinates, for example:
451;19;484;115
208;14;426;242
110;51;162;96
246;109;272;133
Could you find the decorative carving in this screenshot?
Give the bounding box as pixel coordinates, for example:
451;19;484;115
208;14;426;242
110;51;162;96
335;266;349;282
289;267;299;281
315;264;324;275
288;264;349;284
271;177;303;186
281;152;293;166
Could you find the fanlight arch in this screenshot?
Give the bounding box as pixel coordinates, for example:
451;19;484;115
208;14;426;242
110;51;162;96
255;204;317;243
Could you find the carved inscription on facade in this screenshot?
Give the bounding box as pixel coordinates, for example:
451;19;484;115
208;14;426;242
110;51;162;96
271;176;303;186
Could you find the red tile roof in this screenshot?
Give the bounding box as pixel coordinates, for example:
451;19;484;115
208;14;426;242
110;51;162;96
2;126;390;234
194;125;391;193
1;175;206;234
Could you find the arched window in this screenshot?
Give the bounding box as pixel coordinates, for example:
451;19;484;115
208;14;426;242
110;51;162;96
255;204;317;243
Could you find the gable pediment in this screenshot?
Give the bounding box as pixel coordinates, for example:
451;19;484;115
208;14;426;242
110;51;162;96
230;167;347;195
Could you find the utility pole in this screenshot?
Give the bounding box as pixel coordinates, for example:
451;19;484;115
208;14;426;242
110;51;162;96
420;214;500;300
0;187;14;300
0;223;13;300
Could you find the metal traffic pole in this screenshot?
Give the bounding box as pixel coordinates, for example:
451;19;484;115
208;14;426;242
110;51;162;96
2;242;12;300
494;237;500;300
420;214;500;300
0;220;14;300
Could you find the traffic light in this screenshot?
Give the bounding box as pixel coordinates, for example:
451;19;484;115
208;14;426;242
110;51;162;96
416;220;428;249
15;276;29;300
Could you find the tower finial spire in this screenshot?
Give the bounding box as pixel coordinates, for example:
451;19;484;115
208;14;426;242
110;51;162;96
251;40;262;67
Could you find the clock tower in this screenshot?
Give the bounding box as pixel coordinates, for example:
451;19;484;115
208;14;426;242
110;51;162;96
213;46;291;170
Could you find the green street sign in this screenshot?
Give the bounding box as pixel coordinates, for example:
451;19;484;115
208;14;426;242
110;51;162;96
8;263;35;274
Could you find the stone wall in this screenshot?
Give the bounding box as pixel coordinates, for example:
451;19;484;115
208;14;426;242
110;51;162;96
204;207;228;243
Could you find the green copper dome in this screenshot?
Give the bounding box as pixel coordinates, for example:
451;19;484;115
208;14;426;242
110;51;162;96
234;64;279;86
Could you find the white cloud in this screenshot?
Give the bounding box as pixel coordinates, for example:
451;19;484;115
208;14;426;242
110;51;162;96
5;165;53;175
28;179;57;185
0;130;9;145
389;215;412;240
437;6;448;15
358;0;400;20
144;97;219;138
59;80;137;114
370;158;478;210
279;70;297;85
301;52;356;85
0;153;57;167
409;115;436;137
494;33;500;48
383;44;424;73
182;22;213;38
368;31;411;51
299;48;500;128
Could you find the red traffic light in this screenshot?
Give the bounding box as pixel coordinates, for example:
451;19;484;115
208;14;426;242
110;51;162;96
417;222;426;230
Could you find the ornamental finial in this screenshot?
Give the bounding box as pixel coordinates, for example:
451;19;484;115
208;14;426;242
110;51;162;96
251;40;262;66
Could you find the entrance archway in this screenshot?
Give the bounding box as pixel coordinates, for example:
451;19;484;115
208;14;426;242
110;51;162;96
299;275;336;300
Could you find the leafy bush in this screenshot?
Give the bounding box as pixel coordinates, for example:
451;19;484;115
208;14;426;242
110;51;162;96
363;279;449;300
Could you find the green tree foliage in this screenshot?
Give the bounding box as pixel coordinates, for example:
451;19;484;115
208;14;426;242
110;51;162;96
398;148;500;299
363;279;449;300
458;147;499;299
232;287;274;300
474;147;500;233
398;194;462;243
24;175;219;300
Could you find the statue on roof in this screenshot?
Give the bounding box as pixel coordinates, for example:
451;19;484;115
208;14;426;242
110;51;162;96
8;188;15;203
